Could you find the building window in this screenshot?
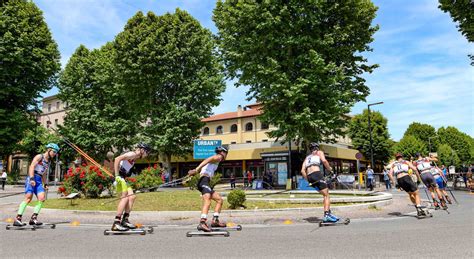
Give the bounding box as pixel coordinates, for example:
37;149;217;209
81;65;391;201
261;122;269;130
216;125;223;134
202;127;209;135
246;140;252;143
46;121;51;128
48;104;51;112
231;141;237;144
56;101;60;109
230;124;238;133
54;119;58;127
245;122;253;131
262;139;268;142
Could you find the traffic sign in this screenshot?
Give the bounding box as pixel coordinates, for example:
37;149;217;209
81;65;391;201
355;152;363;160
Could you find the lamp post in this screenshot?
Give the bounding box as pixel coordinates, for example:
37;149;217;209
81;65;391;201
428;136;438;153
367;102;384;171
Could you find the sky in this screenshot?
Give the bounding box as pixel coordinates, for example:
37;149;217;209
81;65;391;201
36;0;473;141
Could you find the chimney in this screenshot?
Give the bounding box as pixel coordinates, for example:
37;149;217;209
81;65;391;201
237;105;242;117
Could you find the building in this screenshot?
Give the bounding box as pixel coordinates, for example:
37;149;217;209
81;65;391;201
38;94;67;129
172;104;365;187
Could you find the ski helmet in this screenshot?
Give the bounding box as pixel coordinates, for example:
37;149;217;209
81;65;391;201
309;142;320;151
45;143;60;153
215;146;228;154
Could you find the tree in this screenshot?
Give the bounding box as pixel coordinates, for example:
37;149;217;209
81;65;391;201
439;0;473;65
393;135;427;160
348;109;392;165
437;126;473;165
437;143;460;167
17;126;61;159
0;0;60;158
213;1;378;145
59;43;138;160
114;10;225;169
403;122;438;152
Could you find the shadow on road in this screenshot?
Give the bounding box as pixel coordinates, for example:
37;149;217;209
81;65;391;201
303;216;322;223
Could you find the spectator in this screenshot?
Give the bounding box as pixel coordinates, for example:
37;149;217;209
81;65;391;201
383;168;391;190
230;172;236;189
164;168;170;183
366;165;374;191
1;169;7;190
247;171;253;187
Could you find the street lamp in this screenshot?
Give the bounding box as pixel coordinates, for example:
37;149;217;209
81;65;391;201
428;136;438;153
367;101;384;171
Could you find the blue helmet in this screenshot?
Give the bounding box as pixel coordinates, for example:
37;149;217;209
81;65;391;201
46;143;60;153
215;146;228;154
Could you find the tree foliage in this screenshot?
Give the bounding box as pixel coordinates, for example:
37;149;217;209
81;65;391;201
439;0;473;42
59;43;138;160
213;0;378;144
16;125;61;158
403;122;438;152
114;9;225;169
437;126;473;165
348;109;391;164
0;0;60;156
393;135;427;160
437;143;460;167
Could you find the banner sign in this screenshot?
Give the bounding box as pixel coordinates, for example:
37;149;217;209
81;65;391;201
193;140;222;159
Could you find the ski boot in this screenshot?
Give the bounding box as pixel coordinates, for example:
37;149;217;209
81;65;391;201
111;221;128;231
211;218;226;228
29;215;43;226
197;220;211;232
323;211;339;223
432;200;440;210
445;196;452;204
440;199;448;210
13;216;26;227
121;219;137;229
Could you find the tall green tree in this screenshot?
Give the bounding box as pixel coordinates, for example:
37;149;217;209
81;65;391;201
403;122;438;152
0;0;60;158
348;109;391;165
114;10;225;169
437;126;473;164
59;43;138;160
437;143;460;167
17;126;61;159
393;135;427;160
213;0;378;145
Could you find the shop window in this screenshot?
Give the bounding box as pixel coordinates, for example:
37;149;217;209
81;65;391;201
202;127;209;135
230;124;238;133
261;122;269;130
245;122;253;131
216;125;223;134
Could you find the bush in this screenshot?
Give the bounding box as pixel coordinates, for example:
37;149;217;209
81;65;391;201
184;173;221;190
62;165;112;198
227;189;246;209
127;166;163;191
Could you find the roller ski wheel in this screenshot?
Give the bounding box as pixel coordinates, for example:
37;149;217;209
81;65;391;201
6;225;10;230
186;230;230;237
103;229;146;235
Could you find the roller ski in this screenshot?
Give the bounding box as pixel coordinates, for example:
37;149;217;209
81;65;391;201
136;224;155;234
319;211;350;227
415;206;433;219
211;224;242;231
6;218;34;230
186;220;230;237
104;222;146;235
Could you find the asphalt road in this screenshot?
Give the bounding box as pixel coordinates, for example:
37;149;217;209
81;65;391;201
0;191;472;258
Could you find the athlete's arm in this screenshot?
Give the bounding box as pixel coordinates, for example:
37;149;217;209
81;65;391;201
300;159;307;180
388;166;395;184
188;155;219;176
318;151;332;172
114;151;136;177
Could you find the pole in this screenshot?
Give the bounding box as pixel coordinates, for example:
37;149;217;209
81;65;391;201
368;106;374;170
288;140;293;189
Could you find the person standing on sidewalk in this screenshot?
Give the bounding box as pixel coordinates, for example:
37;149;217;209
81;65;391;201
13;143;59;227
111;143;151;231
230;172;236;189
388;153;429;217
383;168;391;190
301;142;339;223
366;165;375;191
188;146;229;232
1;169;7;190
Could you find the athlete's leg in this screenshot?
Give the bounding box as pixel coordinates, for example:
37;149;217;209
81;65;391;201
29;191;45;225
125;188;136;213
198;193;212;231
210;192;226;227
320;188;330;212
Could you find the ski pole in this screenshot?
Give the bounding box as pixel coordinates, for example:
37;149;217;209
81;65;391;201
62;138;113;177
101;176;190;205
432;161;459;205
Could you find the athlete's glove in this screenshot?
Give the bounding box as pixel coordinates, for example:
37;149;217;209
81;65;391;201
113;175;124;186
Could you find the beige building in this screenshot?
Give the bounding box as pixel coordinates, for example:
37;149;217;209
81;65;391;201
38;94;67;129
172;104;364;187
